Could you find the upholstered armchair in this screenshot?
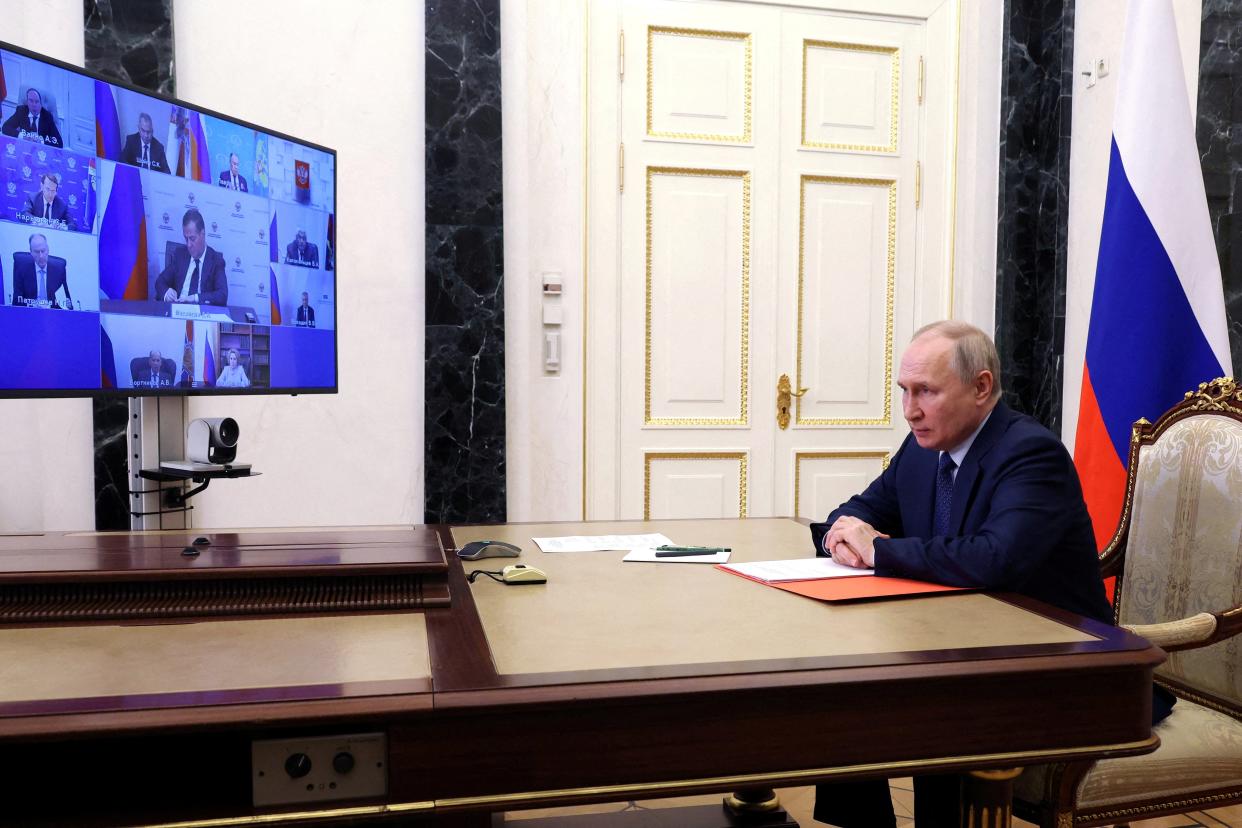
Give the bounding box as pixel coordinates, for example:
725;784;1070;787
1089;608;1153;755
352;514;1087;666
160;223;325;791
1015;377;1242;827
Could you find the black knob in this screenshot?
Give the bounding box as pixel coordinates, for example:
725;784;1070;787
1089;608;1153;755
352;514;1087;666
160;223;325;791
284;752;312;779
332;751;355;775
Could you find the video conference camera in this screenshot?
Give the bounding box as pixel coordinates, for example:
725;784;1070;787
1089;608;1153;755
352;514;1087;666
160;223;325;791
186;417;240;464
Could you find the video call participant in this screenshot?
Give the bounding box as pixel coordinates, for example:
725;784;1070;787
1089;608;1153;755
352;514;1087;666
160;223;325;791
12;233;71;309
809;320;1172;828
153;208;228;305
119;113;170;172
295;291;315;327
216;348;250;387
140;350;172;388
285;229;319;267
24;173;75;230
218;153;248;191
1;88;63;147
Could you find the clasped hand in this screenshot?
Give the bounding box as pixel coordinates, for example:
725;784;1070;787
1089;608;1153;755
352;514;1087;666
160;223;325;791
825;516;888;569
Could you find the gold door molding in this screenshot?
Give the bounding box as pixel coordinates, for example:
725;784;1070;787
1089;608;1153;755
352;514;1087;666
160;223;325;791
793;450;891;521
644;451;749;520
795;174;896;427
801;38;900;153
646;166;751;427
648;26;753;143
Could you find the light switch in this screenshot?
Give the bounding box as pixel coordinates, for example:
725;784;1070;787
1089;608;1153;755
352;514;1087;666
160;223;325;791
544;331;561;371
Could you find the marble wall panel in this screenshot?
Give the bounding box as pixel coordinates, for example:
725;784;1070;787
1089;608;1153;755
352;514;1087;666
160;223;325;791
84;0;175;530
425;0;506;523
84;0;175;97
995;0;1074;433
1199;0;1242;374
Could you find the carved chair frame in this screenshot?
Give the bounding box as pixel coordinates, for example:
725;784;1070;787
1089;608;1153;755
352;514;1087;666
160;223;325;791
1016;378;1242;827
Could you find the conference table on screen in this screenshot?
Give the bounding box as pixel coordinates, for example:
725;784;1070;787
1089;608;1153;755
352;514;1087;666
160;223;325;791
0;518;1161;828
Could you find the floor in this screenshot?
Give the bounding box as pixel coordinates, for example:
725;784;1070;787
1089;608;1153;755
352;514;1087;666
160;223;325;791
503;781;1242;826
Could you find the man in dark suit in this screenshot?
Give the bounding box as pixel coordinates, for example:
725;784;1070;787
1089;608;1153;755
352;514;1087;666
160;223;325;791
295;291;316;327
153;208;228;306
217;153;248;191
138;350;173;388
24;173;75;230
1;88;63;148
285;230;319;267
809;321;1160;828
119;113;170;173
12;233;71;308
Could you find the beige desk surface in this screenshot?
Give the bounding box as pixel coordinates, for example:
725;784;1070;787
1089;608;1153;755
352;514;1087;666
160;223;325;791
453;518;1097;676
0;614;430;703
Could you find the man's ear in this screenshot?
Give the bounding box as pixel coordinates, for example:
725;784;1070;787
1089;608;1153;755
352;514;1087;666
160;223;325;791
975;370;994;402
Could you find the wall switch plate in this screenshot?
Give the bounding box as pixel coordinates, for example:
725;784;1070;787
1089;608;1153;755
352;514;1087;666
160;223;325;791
252;732;387;807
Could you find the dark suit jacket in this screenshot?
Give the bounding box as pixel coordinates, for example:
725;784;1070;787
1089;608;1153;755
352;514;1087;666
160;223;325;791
12;258;70;308
285;241;319;267
296;304;316;326
217;171;248;192
24;194;73;228
1;106;62;147
119;133;170;173
810;402;1112;624
129;357;175;388
153;246;228;306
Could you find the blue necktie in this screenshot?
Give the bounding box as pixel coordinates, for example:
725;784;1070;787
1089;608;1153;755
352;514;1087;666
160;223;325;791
933;453;956;537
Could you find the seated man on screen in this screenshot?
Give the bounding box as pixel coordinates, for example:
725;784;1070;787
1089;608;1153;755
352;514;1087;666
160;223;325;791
295;291;315;327
216;348;250;388
140;351;172;388
1;88;63;147
153;208;228;305
217;153;248;191
119;112;170;173
285;229;319;268
12;233;71;309
24;173;75;230
809;321;1171;828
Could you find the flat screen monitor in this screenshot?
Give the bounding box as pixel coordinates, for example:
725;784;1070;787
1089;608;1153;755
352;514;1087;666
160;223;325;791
0;41;337;397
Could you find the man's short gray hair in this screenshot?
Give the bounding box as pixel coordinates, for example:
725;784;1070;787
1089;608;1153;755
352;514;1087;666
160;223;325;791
912;320;1003;401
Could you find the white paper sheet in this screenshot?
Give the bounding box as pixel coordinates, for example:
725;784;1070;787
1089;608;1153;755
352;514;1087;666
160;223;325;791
531;533;675;553
622;547;731;564
721;558;872;583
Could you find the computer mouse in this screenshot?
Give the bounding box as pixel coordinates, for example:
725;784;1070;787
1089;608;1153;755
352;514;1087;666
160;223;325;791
457;540;522;560
501;564;547;584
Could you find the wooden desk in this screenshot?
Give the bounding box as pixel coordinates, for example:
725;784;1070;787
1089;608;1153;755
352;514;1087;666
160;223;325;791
0;519;1161;827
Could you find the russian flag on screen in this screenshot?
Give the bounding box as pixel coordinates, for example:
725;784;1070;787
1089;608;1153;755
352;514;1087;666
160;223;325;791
188;111;210;182
100;328;117;389
98;165;149;299
94;81;121;160
202;337;215;386
1074;0;1234;550
269;266;282;325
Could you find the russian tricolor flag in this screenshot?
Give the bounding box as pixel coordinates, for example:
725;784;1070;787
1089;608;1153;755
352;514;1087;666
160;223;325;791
1074;0;1234;550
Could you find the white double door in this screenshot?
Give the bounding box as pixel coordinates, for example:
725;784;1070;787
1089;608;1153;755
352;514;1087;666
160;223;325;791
590;0;957;521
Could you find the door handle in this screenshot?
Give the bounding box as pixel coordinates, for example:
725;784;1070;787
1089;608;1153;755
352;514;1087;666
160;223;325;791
777;374;808;430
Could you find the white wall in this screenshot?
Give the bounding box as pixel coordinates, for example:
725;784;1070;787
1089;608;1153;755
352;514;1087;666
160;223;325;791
0;0;96;532
175;0;424;527
502;0;586;522
954;0;1003;331
1062;0;1201;449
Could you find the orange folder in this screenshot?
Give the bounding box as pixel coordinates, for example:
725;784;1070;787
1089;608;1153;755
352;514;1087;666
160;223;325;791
718;565;968;602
